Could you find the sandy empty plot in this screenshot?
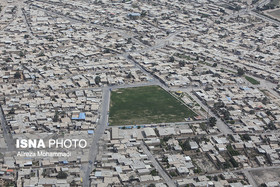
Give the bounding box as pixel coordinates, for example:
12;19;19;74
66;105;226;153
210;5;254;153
250;168;280;186
267;9;280;20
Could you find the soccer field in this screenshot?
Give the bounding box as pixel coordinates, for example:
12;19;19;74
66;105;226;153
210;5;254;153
109;86;197;126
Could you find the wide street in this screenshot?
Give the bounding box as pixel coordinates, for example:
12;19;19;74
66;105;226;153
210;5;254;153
82;87;110;187
140;142;176;187
0;106;15;151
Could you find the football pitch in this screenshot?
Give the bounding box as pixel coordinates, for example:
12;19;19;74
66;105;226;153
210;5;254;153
109;86;197;126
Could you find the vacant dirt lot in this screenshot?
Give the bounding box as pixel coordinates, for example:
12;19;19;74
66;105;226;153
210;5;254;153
266;8;280;20
250;168;280;186
193;154;218;173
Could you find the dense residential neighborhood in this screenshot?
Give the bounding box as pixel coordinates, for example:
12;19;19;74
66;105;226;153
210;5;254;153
0;0;280;186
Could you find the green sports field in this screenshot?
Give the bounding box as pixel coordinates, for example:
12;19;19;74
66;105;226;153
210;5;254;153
109;86;196;126
245;76;260;85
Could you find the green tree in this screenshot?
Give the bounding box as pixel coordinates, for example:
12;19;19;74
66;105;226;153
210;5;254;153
42;169;47;177
241;134;251;141
163;136;171;142
19;51;25;57
5;57;12;62
127;72;133;78
214;101;224;108
127;54;133;59
221;109;230;120
9;108;15;114
70;180;76;187
129;175;135;181
249;110;255;114
126;38;132;44
179;60;186;67
103;48;110;53
237;68;244;76
153;18;158;23
200;123;207;131
268;121;276;130
154;128;159;137
227;144;240;156
162;155;168;163
169;171;177;177
141;10;147;17
57;170;68;179
209;117;217;127
150;169;158;176
223;161;231;169
95;76;101;85
193;167;202;173
14;71;21;79
169;56;175;62
262;97;269;104
213;175;218;181
180;139;191;151
229;157;239;167
53;110;59;122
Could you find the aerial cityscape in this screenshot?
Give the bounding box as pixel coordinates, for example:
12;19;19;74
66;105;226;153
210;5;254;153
0;0;280;186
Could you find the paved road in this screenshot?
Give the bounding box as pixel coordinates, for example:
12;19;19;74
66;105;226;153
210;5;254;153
140;142;176;187
243;170;258;187
83;87;110;187
0;106;15;151
168;85;234;135
127;26;187;55
30;3;137;41
0;4;19;32
65;81;159;94
21;7;36;39
113;120;208;128
250;11;280;26
250;0;280;26
109;81;159;90
186;89;233;135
